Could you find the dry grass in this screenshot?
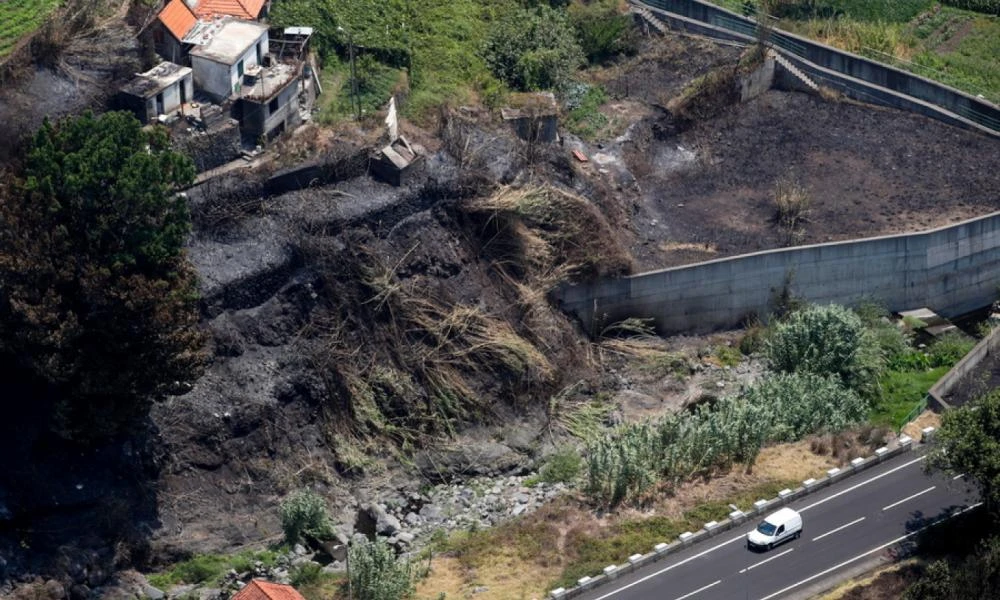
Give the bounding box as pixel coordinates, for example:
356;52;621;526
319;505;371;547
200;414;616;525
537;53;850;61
901;410;941;441
415;438;841;598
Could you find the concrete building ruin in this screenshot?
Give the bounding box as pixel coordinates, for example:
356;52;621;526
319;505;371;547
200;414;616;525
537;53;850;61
117;61;193;124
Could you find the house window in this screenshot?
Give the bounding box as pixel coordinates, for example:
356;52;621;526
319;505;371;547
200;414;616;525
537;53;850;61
238;60;245;77
268;97;279;115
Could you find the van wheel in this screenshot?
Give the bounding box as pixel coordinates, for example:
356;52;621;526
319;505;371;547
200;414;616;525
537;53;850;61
795;531;801;539
767;542;773;550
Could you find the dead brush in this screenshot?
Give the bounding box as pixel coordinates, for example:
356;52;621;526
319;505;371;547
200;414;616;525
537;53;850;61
357;250;555;429
773;171;811;244
464;185;631;282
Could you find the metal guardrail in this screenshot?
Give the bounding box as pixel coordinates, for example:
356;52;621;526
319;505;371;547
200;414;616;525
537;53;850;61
634;0;1000;135
897;395;929;433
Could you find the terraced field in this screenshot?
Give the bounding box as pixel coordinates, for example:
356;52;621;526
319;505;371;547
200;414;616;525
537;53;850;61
0;0;61;60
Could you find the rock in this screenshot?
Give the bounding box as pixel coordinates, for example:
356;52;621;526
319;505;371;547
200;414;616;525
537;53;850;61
42;580;66;600
511;504;527;517
419;504;443;521
167;584;196;599
414;440;529;483
293;543;307;556
396;532;415;545
197;588;221;600
69;584;89;600
291;556;315;567
141;583;166;600
404;511;421;526
322;561;345;575
513;492;531;504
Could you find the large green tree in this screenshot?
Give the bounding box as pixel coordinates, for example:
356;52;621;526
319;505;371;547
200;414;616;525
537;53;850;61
481;4;584;91
928;389;1000;516
0;111;205;440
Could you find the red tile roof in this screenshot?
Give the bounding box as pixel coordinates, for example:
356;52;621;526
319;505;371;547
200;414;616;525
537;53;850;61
191;0;267;20
231;580;306;600
158;0;198;41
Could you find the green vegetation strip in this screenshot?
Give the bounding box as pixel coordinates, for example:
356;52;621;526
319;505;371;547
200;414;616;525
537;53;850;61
0;0;61;59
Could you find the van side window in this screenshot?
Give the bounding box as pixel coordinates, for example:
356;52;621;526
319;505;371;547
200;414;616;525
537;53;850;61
777;525;785;535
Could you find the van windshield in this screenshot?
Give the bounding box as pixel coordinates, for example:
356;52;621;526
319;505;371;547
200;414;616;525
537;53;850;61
756;521;777;536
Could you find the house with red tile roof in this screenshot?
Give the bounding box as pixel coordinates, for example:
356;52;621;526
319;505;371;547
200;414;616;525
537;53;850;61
151;0;198;63
150;0;270;65
191;0;269;21
231;579;306;600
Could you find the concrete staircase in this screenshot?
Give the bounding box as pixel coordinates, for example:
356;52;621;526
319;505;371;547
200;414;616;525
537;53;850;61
629;4;670;35
769;49;820;92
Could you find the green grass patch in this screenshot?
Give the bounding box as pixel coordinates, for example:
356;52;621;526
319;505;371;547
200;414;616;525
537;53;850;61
553;479;799;588
146;549;282;589
271;0;505;124
871;366;949;428
0;0;61;59
566;84;611;140
705;0;1000;103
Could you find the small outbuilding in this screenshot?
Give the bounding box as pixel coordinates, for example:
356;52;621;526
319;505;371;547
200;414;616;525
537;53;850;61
189;18;270;102
231;579;305;600
150;0;198;63
234;61;303;141
500;92;559;143
118;61;193;124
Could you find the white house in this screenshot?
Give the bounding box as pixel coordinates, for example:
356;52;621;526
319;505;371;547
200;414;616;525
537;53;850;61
188;18;269;102
118;61;194;123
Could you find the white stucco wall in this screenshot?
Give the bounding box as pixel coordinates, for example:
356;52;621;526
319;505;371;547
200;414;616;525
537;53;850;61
191;55;232;102
191;30;269;101
144;73;194;118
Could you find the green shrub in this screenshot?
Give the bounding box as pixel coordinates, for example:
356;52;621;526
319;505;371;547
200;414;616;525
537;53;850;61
348;537;413;600
481;4;584;91
290;562;324;587
568;0;636;64
714;345;742;367
280;490;334;545
940;0;1000;15
539;446;584;484
765;304;883;398
927;331;976;367
563;82;610;139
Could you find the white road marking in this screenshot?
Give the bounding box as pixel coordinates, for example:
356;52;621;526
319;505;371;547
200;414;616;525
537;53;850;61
812;517;866;541
882;486;936;511
672;580;721;600
800;455;926;512
758;502;983;600
953;473;966;480
739;548;793;573
588;534;745;600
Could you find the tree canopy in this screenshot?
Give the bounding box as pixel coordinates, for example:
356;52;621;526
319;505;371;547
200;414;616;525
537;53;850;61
0;111;205;440
929;388;1000;516
481;4;584;91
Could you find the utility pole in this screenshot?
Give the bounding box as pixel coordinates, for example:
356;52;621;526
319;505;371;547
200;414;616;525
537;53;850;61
338;25;360;120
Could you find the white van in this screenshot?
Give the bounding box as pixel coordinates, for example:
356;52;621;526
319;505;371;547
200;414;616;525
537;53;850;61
746;507;802;550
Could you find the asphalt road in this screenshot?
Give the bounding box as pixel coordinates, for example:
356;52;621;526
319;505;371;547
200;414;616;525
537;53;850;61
574;449;979;600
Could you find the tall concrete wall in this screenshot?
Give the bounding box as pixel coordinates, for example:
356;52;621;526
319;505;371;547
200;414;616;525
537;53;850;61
554;212;1000;335
634;0;1000;136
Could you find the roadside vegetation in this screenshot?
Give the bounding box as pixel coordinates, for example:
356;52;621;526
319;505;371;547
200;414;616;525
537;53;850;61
709;0;1000;103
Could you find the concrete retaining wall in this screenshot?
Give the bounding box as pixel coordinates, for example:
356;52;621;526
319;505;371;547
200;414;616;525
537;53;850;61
633;0;1000;136
554;212;1000;335
928;325;1000;410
